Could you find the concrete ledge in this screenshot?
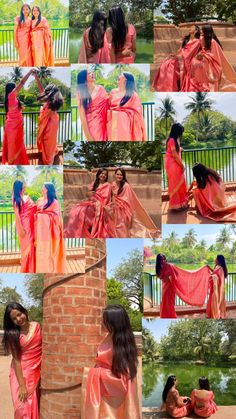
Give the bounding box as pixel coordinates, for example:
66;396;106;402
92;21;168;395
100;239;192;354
142;406;236;419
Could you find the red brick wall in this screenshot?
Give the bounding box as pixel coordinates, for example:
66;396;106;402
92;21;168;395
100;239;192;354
40;239;106;418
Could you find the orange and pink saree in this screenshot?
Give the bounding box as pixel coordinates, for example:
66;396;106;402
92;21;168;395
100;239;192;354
191;389;218;418
10;322;42;419
64;182;115;238
14;17;32;66
110;24;136;64
112;182;158;238
14;196;36;274
2;91;29;165
81;85;109;141
81;337;140;419
79;28;110;63
206;265;226;319
35;198;66;273
183;39;236;92
165;388;193;418
193;178;236;222
107;90;146;141
31;17;54;66
165;138;188;209
36;103;59;165
159;263;212;318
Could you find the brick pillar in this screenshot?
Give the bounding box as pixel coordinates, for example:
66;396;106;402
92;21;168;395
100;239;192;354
40;239;106;418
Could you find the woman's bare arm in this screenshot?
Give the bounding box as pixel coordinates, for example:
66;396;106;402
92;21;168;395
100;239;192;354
12;356;28;401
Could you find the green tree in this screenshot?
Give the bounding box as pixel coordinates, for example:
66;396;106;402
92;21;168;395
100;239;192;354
161;1;216;25
142;327;160;362
36;67;54;85
216;226;232;251
9;67;23;83
10;166;27;180
185;93;214;142
182;228;197;248
158;96;177;140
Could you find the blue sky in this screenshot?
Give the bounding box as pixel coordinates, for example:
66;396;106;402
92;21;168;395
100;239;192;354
156;92;236;122
71;64;150;77
143;318;175;342
0;274;34;305
0;68;71;87
0;166;63;185
144;224;236;247
106;238;144;277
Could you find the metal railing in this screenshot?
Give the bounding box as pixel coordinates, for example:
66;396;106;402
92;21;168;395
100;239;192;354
162;146;236;189
143;272;236;307
0;211;85;253
0;28;69;62
0;109;71;149
71;101;155;141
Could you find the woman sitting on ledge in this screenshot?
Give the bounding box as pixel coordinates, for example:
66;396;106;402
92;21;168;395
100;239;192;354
161;375;193;417
191;377;218;417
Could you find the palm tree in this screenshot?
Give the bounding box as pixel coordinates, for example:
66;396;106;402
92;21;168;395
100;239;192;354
198;114;216;142
34;166;59;181
216;226;232;251
164;231;179;250
90;64;104;78
183;228;197;248
10;67;23;83
158;96;177;140
10;166;27;180
36;67;54;85
185;93;214;141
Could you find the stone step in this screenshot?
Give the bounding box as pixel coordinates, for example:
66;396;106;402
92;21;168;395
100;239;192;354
64;171;161;186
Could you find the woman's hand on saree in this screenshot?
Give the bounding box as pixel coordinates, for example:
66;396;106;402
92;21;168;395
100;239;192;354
19;383;28;402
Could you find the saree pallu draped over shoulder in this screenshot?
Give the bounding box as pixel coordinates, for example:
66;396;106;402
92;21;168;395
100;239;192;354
36;103;59;165
15;196;36;273
107;90;146;141
2;91;29;165
10;322;42;419
31;17;54;66
206;265;226;319
14;17;33;66
64;183;115;238
81;340;141;419
79;28;110;63
35;198;66;273
83;85;109;141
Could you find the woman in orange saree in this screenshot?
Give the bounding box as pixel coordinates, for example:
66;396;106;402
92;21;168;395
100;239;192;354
161;375;193;418
31;6;54;66
2;70;34;165
106;6;136;64
81;305;141;419
182;25;236;92
64;169;115;238
191;377;218;418
206;255;227;319
77;70;109;141
35;183;66;273
165;123;188;210
78;12;110;63
112;168;159;238
107;73;146;141
12;180;36;274
190;163;236;222
33;71;63;165
14;4;32;66
156;254;212;319
152;25;201;92
2;303;42;419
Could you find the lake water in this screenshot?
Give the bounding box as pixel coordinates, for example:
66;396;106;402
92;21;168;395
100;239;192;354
143;363;236;406
69;31;153;63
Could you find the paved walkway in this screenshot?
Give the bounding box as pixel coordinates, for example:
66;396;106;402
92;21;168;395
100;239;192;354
0;356;14;419
143;406;236;419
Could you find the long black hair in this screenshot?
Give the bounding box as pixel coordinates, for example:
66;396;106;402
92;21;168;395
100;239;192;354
182;25;200;48
192;163;221;189
120;73;136;106
19;3;31;26
166;123;184;153
2;302;29;358
89;11;107;54
13;180;24;213
32;6;42;26
102;304;138;380
5;82;21;113
108;6;127;51
114;167;128;194
202;25;222;50
43;183;57;209
199;376;210;391
162;375;177;402
37;84;64;111
216;255;228;278
77;70;92;110
155;253;167;277
92;168;108;191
